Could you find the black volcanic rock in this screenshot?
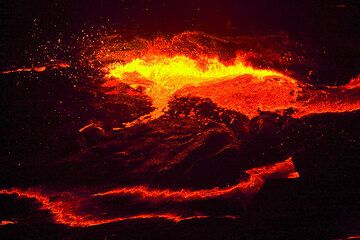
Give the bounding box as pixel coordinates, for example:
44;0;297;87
41;116;247;190
246;177;359;240
292;111;360;181
0;67;153;188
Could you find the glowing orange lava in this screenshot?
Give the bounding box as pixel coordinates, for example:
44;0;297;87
346;236;360;240
1;62;70;74
0;158;298;227
0;188;207;227
0;220;15;225
2;32;358;230
94;157;298;201
103;52;360;120
104;54;291;120
175;74;360;118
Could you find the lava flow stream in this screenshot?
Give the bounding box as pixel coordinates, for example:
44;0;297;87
0;188;207;227
104;54;291;120
103;50;360;120
94;157;298;201
0;158;298;227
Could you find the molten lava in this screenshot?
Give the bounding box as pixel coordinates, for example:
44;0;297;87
0;188;207;227
100;34;360;121
1;62;69;74
94;157;298;201
1;31;359;235
0;158;298;227
104;54;289;119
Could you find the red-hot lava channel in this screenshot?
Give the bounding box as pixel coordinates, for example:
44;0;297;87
97;32;360;122
93;158;298;201
0;158;298;227
1;32;358;229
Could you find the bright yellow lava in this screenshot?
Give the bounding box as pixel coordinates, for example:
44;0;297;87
106;55;283;93
105;55;285;124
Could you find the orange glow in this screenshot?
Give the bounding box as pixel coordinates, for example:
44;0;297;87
1;62;69;74
346;236;360;240
106;55;283;89
342;75;360;90
175;74;360;118
0;220;15;225
104;54;291;120
2;32;358;230
0;158;298;227
94;158;298;201
0;188;85;227
103;51;360;120
0;188;207;227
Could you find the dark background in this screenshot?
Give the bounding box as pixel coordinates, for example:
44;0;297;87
0;0;359;85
